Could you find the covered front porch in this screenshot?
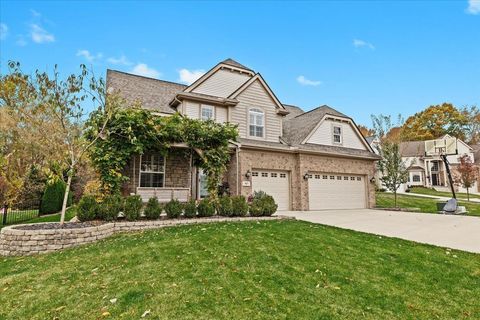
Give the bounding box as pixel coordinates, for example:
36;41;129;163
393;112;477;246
122;146;237;202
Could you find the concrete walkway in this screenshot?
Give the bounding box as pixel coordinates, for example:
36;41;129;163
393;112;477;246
401;192;480;203
281;209;480;254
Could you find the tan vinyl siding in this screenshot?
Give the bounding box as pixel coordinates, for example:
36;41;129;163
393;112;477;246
193;69;251;97
185;101;200;119
216;106;228;123
231;80;282;142
306;120;367;150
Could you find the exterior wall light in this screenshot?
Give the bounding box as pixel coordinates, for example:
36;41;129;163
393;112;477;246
245;170;251;178
303;173;310;180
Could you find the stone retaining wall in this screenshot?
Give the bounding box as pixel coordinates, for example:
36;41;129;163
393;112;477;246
0;216;291;256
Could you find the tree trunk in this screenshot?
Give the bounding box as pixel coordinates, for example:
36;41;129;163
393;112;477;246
394;191;397;208
60;174;73;224
467;188;470;202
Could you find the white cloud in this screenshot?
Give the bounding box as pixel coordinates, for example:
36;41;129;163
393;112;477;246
130;63;161;78
16;36;27;46
178;68;205;84
30;9;41;17
107;55;132;66
76;49;103;62
353;39;375;50
296;75;322;86
467;0;480;14
30;24;54;43
0;23;7;40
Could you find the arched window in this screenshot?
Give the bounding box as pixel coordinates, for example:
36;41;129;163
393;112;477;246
249;108;264;138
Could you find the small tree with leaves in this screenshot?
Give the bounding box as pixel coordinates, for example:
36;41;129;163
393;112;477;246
1;62;114;224
454;154;478;201
372;114;408;207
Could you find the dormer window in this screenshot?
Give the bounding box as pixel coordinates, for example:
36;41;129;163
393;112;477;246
201;105;214;121
249;108;264;138
333;126;342;144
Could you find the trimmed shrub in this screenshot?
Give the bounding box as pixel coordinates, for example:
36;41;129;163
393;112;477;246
124;195;143;221
165;199;183;219
183;199;197;218
40;179;73;214
197;198;215;217
144;197;162;220
217;196;234;217
77;195;98;221
98;194;123;221
249;191;278;217
231;195;248;216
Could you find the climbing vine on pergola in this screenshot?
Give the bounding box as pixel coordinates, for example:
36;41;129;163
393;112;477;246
84;103;238;201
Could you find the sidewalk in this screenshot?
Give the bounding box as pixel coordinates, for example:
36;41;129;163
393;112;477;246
400;192;480;203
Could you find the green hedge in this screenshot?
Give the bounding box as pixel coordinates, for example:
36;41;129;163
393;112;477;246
39;180;73;215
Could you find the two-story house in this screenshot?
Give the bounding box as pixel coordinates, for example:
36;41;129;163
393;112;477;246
107;59;380;211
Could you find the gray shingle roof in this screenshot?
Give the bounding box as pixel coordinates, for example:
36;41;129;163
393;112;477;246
399;141;425;157
221;58;253;72
282;105;348;145
365;136;375;145
106;69;186;114
283;104;304;120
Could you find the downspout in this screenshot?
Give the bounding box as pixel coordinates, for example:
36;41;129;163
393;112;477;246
236;146;240;195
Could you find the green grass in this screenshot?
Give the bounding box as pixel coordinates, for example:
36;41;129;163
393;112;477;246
376;192;480;217
409;187;480;200
0;220;479;319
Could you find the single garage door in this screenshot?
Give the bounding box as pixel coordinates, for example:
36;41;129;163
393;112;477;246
308;173;366;210
252;170;290;211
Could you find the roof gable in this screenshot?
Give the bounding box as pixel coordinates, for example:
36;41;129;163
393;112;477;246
184;59;255;94
228;73;287;113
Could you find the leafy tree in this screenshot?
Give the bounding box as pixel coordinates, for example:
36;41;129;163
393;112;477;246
358;125;375;137
401;103;468;141
371;114;408;207
454;154;478;201
461;105;480;145
1;62;114;223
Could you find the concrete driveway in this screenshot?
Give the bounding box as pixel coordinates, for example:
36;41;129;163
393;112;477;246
280;209;480;254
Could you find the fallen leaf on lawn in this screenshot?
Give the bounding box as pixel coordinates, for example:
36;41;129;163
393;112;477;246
102;311;111;317
55;306;66;312
109;298;117;304
316;284;320;288
243;298;252;301
23;289;33;292
141;310;151;317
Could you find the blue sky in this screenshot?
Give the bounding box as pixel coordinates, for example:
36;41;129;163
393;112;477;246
1;0;479;126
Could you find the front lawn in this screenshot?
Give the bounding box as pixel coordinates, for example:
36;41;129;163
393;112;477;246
376;192;480;217
409;187;480;200
1;220;479;319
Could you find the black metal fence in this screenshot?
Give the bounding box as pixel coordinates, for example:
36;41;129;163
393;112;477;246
1;200;41;226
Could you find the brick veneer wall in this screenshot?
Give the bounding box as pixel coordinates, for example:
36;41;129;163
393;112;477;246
0;216;291;256
234;148;376;210
122;150;192;196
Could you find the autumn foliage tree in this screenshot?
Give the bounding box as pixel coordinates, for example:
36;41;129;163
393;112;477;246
461;105;480;145
454;154;478;201
0;62;113;223
401;103;468;141
358;125;375;138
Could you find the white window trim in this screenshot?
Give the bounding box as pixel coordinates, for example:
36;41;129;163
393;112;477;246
138;153;166;188
248;107;265;139
332;124;343;145
201;104;215;121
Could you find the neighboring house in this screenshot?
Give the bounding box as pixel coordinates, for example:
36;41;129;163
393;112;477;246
107;58;380;211
396;135;478;194
473;144;480;192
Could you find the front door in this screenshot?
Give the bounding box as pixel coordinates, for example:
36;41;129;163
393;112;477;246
197;168;208;199
431;173;439;186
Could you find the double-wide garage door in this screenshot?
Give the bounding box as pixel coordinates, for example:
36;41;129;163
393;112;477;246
252;170;290;211
308;173;366;210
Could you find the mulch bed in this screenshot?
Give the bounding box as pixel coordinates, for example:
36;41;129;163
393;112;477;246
14;221;106;230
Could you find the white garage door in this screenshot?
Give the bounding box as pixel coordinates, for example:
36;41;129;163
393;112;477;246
308;173;366;210
252;170;290;211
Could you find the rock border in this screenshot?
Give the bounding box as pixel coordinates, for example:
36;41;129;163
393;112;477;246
0;215;293;256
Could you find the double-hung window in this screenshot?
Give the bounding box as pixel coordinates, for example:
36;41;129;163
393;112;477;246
249;108;264;138
201;105;214;121
139;153;165;188
333;126;342;144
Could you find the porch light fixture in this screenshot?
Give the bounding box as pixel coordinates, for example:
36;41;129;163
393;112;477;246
370;176;376;184
245;170;251;179
303;173;310;180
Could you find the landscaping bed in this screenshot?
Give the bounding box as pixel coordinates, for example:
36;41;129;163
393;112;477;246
0;215;290;256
